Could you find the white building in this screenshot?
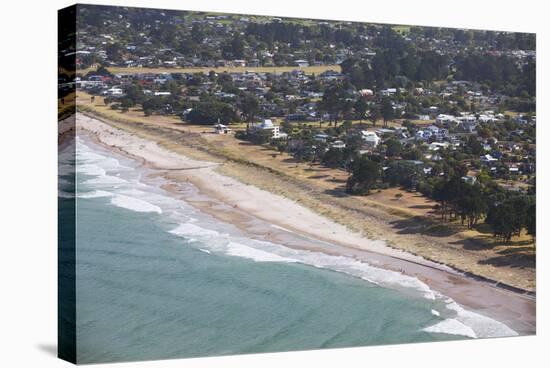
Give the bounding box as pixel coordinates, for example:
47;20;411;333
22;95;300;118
359;89;374;97
213;124;232;134
314;134;329;142
361;131;381;147
435;114;458;125
103;87;123;96
480;154;498;165
380;88;397;96
252;119;286;139
331;140;346;149
428;142;450;151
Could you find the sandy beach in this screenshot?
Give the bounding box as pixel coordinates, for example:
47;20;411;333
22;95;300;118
76;112;535;335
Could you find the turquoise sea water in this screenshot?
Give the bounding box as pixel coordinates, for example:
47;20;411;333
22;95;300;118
58;136;515;364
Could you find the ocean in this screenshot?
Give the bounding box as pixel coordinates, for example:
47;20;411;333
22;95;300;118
58;135;516;364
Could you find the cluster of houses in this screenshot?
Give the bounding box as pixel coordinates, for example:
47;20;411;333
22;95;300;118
435;112;502;133
74;10;360;71
69;9;535;191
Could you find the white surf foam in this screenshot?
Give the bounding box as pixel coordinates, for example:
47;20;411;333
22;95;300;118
444;299;518;338
78;190;113;199
169;223;223;238
226;241;297;263
110;194;162;214
84;175;128;186
76;148;107;163
423;318;477;338
77;164;106;177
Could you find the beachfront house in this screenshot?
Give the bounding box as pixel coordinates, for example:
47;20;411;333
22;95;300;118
251;119;287;139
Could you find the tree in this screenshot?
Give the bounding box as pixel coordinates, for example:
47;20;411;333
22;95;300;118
456;184;487;228
312;142;328;163
322;147;345;168
384;161;422;191
486;196;530;242
248;129;272;144
354;97;368;122
526;200;536;240
385;139;402;157
190;24;204;43
123;84;145;106
319;83;346;124
381;97;394;127
466;135;483;155
224;33;245;59
486;202;517;242
142;96;164;116
341;120;353;133
346;156;381;195
369;104;382;127
239;94;260;130
186;101;237;125
431;176;469;221
105;43;124;63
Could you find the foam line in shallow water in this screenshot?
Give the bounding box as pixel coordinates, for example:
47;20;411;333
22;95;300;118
110;194;163;214
226;241;298;263
423;319;477;338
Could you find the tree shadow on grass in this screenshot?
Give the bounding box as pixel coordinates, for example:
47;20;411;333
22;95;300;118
450;236;536;269
304;167;323;172
281;158;299;164
479;252;536;269
327;178;347;184
237;141;256;146
308;174;331;179
456;237;500;251
408;204;435;210
323;188;349;198
389;216;461;237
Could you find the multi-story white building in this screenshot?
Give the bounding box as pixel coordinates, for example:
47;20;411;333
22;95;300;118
251;119;287;139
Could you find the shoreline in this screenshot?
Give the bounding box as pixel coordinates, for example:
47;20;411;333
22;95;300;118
76;112;536;335
76;103;535;293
